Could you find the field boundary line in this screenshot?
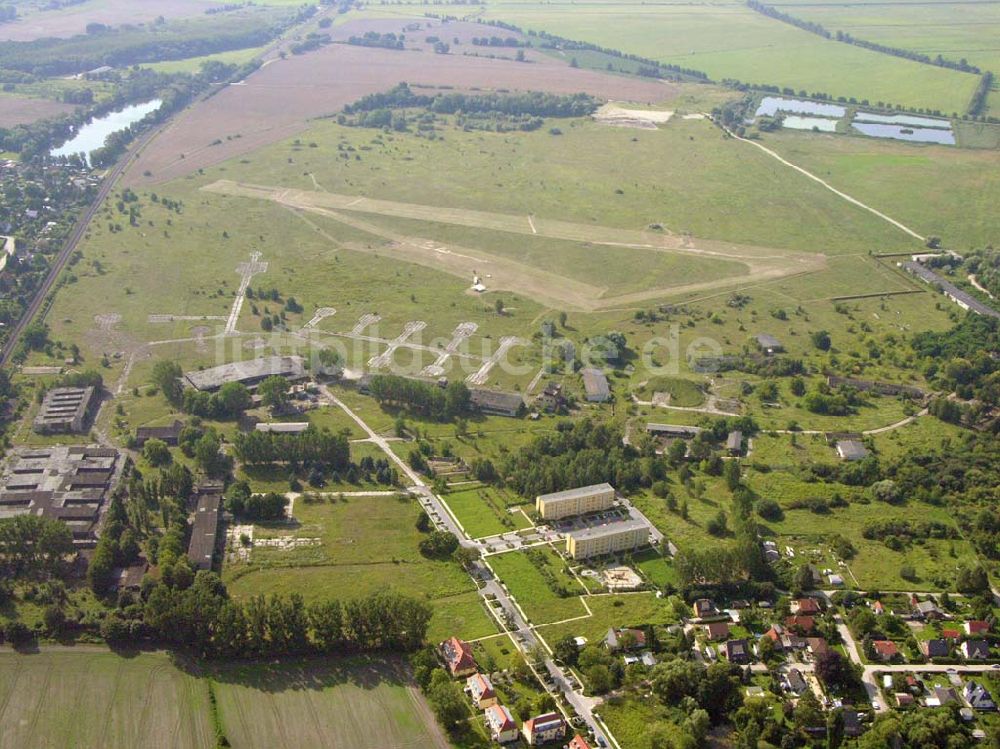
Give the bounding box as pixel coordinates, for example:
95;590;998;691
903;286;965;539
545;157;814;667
721;122;926;241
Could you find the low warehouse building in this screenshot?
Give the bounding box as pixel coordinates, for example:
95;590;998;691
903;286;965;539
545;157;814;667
581;368;610;402
187;490;222;571
184;355;306;392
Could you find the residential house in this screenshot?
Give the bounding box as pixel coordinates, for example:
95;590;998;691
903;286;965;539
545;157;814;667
605;627;646;652
441;637;477;678
941;628;961;640
895;693;915;708
784;615;816;634
962;640;990;660
842;710;862;738
931;686;959;706
913;600;945;620
791;598;821;615
785;668;807;695
522;712;566;746
467;673;497;709
568;736;592;749
966;620;990;636
705;622;730;641
692;599;718;619
965;682;997;711
806;638;830;659
485;705;519;743
872;640;899;661
920;639;950;659
725;639;751;665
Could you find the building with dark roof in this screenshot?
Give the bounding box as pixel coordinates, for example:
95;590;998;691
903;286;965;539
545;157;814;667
469;388;523;417
581;368;610;402
755;333;783;354
0;445;118;546
827;376;925;399
902;261;1000;318
646;423;701;438
135;419;183;446
184;355;306;392
187;491;221;571
33;385;97;434
726;430;742;455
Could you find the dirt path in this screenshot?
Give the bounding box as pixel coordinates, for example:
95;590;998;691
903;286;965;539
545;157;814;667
206;180;827;311
722;123;926;242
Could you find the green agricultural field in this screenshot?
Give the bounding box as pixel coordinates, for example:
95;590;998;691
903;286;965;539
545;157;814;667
0;650;214;749
443;486;533;539
775;0;1000;78
488;546;589;624
209;656;450;749
472;0;977;113
222;493;494;640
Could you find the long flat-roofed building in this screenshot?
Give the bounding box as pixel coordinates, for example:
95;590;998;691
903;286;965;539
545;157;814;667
536;482;615;520
33;385;96;434
184;355;306;392
566;519;649;560
187;490;222;571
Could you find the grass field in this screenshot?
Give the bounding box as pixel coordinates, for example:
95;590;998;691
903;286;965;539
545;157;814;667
223;493;496;641
443;485;533;539
470;0;977;113
0;650;214;749
488;546;589;624
764;129;1000;250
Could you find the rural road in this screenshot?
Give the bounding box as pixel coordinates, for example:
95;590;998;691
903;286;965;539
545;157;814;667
320;384;616;747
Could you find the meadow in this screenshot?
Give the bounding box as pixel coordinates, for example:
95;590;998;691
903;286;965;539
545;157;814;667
443;485;533;539
471;0;977;113
222;492;498;642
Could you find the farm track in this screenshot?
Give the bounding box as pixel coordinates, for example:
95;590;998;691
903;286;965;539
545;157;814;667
206;179;827;311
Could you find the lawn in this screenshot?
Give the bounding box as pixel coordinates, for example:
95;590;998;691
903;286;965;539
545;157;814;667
487;546;589;625
632;376;705;407
0;650;213;749
443;485;533;539
535;592;676;646
475;0;977;113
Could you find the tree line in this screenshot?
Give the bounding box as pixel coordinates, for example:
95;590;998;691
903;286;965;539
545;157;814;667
746;0;982;75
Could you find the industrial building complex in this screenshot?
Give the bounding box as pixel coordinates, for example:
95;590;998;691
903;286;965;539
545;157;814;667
33;385;97;434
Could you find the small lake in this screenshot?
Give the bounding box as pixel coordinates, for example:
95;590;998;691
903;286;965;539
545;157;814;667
853;112;951;129
851;122;955;145
51;99;162;162
782;115;839;132
755;96;846;119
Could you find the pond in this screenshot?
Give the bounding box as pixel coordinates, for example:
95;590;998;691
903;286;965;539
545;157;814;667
51;99;162;162
782;115;839;132
853;112;952;129
755;96;846;119
851;122;955;145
